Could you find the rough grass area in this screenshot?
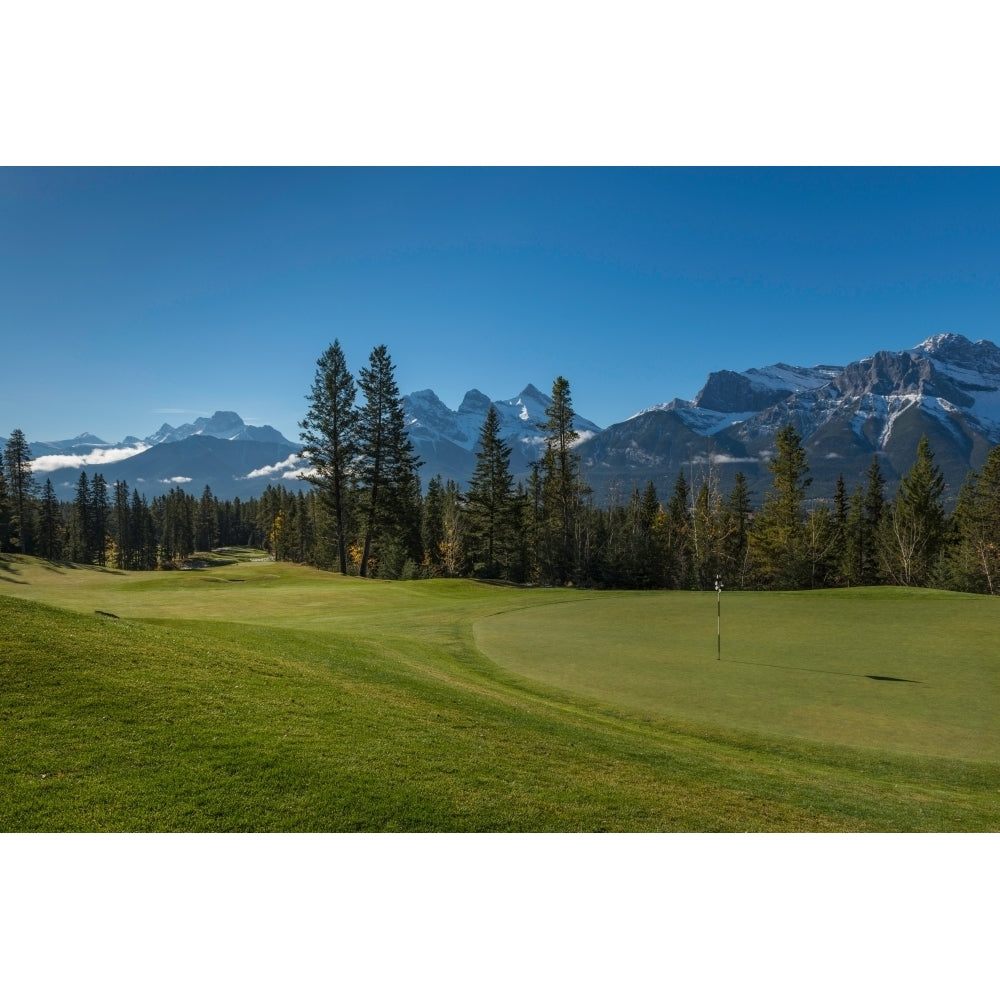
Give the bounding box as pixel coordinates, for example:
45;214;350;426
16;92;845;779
2;553;999;831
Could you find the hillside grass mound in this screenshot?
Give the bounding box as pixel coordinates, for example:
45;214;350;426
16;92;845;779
2;554;998;831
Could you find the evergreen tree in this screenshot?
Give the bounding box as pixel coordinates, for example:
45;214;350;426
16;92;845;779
804;502;838;589
69;471;93;563
91;473;109;566
4;428;37;555
131;490;158;570
750;423;811;589
522;464;545;585
861;454;886;585
160;487;195;562
465;406;516;578
665;470;692;588
37;478;63;561
299;339;359;575
831;473;848;583
421;475;446;575
722;471;753;589
879;435;947;587
840;485;866;586
196;484;219;553
538;376;585;584
0;450;10;554
356;344;422;577
950;443;1000;594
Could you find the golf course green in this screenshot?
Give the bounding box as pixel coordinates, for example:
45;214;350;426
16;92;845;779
2;551;998;831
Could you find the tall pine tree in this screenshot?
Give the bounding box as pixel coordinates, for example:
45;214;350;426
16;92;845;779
465;405;516;578
879;435;947;587
0;450;10;554
356;344;421;577
750;423;812;589
4;428;37;555
299;339;359;575
539;375;585;584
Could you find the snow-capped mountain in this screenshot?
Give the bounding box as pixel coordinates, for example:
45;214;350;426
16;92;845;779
403;383;603;484
144;411;296;447
20;412;301;501
578;333;1000;503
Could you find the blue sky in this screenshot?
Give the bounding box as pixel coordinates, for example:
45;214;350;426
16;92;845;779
3;166;1000;444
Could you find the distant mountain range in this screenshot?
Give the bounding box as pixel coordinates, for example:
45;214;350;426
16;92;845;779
12;412;302;502
8;333;1000;504
576;332;1000;504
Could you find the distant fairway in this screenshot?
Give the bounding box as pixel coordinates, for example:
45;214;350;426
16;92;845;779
2;552;999;831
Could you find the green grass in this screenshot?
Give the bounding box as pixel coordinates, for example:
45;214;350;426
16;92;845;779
2;552;999;831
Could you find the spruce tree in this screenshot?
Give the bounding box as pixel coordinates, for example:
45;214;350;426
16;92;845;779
0;450;10;554
4;428;37;555
539;375;585;584
299;339;359;575
862;454;886;584
665;470;692;588
950;443;1000;594
196;484;218;553
91;473;109;566
70;471;93;563
879;435;947;587
131;489;158;570
38;478;63;561
750;423;811;589
465;405;515;578
421;475;446;575
840;485;866;586
722;471;752;588
356;344;421;577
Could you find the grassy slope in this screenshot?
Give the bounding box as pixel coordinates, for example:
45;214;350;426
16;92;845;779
2;553;999;831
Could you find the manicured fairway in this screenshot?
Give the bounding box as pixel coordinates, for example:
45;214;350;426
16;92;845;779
2;552;999;831
474;588;1000;761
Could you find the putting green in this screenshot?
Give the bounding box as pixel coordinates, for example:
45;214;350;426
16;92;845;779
473;589;1000;762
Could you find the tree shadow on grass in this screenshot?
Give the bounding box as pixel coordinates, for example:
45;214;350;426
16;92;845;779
0;557;28;583
730;659;923;685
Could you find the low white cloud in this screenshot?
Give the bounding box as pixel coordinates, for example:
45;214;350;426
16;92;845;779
244;453;305;479
32;443;150;473
160;476;192;484
709;454;759;464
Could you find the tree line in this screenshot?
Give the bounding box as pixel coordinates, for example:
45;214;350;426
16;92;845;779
3;341;1000;594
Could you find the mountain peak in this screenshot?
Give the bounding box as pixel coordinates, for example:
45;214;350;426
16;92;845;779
457;389;492;415
520;383;548;400
145;412;296;448
914;332;972;354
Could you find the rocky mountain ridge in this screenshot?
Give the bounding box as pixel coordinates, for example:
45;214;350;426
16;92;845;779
578;333;1000;503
